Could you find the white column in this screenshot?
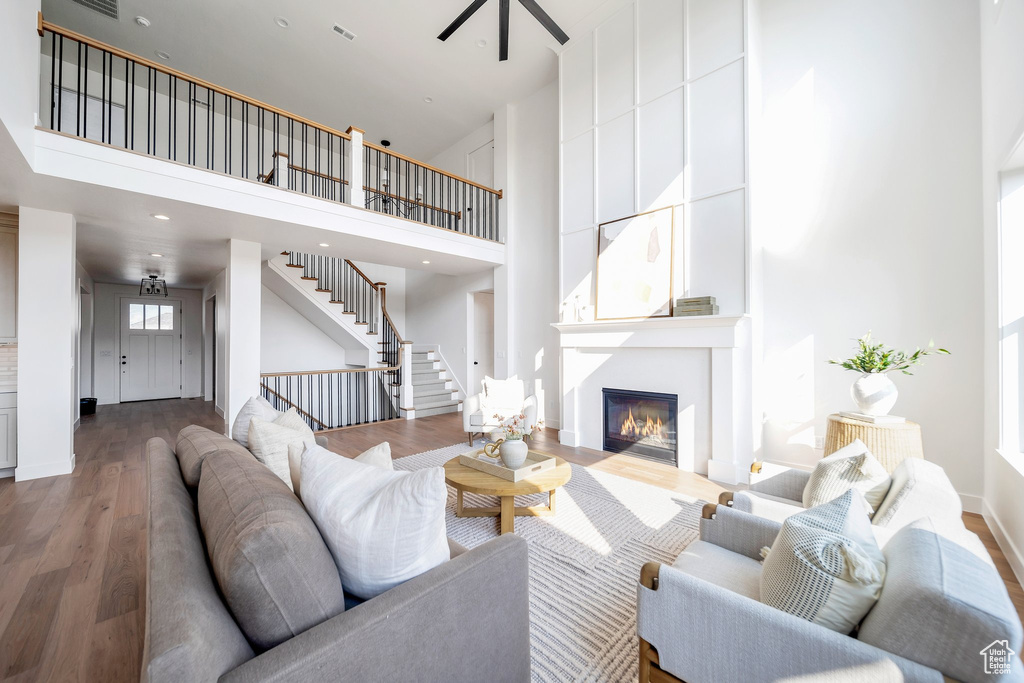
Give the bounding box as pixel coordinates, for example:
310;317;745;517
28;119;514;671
16;208;76;481
224;239;261;435
492;105;514;378
708;346;751;485
346;126;366;210
400;342;415;418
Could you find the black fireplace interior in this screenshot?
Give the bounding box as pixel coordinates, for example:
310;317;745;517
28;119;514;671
602;388;678;466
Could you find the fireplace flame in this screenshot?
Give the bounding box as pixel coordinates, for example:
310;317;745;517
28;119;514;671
620;407;665;441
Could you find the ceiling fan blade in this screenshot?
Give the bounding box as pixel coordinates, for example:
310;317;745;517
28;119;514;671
437;0;490;41
499;0;510;61
517;0;569;44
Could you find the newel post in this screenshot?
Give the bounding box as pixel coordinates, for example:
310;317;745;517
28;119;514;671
401;343;415;419
273;152;290;190
346;126;365;209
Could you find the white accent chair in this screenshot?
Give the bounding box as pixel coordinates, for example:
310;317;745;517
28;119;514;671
463;376;539;446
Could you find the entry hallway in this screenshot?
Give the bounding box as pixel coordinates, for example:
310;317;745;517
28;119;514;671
0;399;1019;681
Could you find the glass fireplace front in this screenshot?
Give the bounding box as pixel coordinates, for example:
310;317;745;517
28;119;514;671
602;388;678;466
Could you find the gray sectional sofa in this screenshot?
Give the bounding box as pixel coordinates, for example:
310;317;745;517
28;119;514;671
142;426;531;683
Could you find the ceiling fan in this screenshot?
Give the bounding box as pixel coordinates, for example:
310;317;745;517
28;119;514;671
438;0;570;62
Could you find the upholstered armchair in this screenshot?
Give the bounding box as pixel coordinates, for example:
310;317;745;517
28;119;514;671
463;376;538;446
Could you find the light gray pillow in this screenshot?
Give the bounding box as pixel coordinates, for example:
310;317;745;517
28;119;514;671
248;413;315;491
198;450;345;651
175;425;253;488
761;490;886;633
803;439;891;513
231;396;280;448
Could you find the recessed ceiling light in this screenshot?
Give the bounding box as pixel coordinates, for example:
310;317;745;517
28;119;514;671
155;50;170;60
477;39;488;48
422;260;431;264
151;214;170;220
423;96;433;104
150;253;163;258
274;16;290;28
319;243;330;247
135;16;151;28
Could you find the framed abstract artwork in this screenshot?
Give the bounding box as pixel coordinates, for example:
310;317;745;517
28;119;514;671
595;207;675;320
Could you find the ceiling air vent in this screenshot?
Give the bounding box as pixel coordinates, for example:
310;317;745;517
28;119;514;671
332;24;357;41
69;0;119;20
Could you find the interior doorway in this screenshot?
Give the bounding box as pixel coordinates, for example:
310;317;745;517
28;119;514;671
77;283;93;417
469;290;495;393
204;296;216;403
119;298;182;402
468;140;495;188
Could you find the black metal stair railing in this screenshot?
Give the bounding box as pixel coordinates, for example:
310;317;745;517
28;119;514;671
36;18;504;243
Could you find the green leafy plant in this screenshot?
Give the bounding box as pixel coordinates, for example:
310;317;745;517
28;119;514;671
828;332;950;375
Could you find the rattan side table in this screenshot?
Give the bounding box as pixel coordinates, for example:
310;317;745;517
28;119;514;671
823;413;923;473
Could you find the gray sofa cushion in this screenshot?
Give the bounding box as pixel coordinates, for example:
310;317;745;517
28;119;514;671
672;540;761;600
198;450;345;651
858;519;1023;682
142;438;253;683
176;425;253;488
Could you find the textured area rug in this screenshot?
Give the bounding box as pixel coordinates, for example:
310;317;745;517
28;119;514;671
394;443;706;682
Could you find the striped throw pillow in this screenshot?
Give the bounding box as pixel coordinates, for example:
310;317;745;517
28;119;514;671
802;439;891;514
761;490;886;634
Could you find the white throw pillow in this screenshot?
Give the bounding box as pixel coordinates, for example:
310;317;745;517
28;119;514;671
761;490;886;634
481;376;526;416
803;439;892;513
288;442;394;498
248;412;315;491
232;395;281;448
300;445;449;599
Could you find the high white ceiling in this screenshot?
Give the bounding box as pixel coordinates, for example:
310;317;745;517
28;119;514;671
40;0;597;159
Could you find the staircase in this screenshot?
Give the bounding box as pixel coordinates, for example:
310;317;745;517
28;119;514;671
411;350;460;417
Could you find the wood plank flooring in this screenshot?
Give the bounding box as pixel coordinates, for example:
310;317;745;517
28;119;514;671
0;398;1018;681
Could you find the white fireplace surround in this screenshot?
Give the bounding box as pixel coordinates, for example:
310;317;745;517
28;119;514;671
554;316;754;485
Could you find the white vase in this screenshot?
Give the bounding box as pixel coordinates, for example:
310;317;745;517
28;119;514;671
851;373;898;416
499;439;529;469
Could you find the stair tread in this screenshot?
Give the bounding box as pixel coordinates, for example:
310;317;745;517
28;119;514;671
414;399;461;409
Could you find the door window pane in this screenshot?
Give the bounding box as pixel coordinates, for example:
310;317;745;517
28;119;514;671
160;305;174;330
145;304;160;330
129;304;145;329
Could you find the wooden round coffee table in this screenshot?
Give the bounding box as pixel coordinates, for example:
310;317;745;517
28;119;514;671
443;455;572;535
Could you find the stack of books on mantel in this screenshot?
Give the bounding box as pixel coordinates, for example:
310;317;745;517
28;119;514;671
674;296;718;317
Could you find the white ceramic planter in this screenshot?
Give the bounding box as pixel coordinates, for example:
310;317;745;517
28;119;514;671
499;439;529;469
851;373;898;416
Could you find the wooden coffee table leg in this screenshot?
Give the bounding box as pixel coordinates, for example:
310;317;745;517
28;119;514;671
500;496;515;535
549;488;556;515
456;488;464;517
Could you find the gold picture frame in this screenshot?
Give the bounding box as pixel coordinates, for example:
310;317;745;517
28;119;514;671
595;206;675;321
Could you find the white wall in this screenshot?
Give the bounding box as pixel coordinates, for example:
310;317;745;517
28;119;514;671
753;0;984;504
75;261;95;419
982;0;1024;581
0;0;41;163
509;80;560;424
559;0;747;318
429;120;495;180
261;285;348;373
16;207;75;481
92;282;204;405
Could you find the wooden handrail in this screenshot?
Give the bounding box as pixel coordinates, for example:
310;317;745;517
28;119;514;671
39;16;504;203
260;359;401;378
365;141;503;198
40;18;351;143
364;186;461;219
344;259;379;291
261;385;329;429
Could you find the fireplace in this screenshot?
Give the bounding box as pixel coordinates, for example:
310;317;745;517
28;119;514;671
602;388;678;466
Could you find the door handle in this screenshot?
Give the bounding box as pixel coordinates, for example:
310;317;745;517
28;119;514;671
474;361;479;365
121;361;127;365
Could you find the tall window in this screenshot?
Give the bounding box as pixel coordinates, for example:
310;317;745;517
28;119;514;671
999;169;1024;454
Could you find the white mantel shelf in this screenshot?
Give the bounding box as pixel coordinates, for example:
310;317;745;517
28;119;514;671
552;315;750;350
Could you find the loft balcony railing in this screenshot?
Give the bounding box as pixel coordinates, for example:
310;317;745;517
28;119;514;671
35;16;503;243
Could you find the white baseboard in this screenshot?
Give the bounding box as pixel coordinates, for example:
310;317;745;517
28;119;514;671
16;453;76;481
215;404;224;418
983;499;1024;585
959;493;983;514
0;467;14;479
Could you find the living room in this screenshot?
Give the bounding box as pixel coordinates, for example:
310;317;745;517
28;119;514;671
0;0;1022;681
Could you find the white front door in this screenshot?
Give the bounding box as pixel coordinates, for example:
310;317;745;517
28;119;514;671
120;299;181;402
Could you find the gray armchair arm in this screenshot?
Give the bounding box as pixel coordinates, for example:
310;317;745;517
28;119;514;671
221;535;530;683
698;504;782;560
749;462;811;501
731;490;805;523
637;563;942;683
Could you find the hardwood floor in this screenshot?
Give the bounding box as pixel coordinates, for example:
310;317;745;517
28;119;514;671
0;398;1019;681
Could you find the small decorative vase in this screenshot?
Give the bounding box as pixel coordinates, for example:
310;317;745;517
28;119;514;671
851;373;898;416
499;439;529;469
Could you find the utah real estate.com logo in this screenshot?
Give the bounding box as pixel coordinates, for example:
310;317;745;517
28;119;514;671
980;640;1016;676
